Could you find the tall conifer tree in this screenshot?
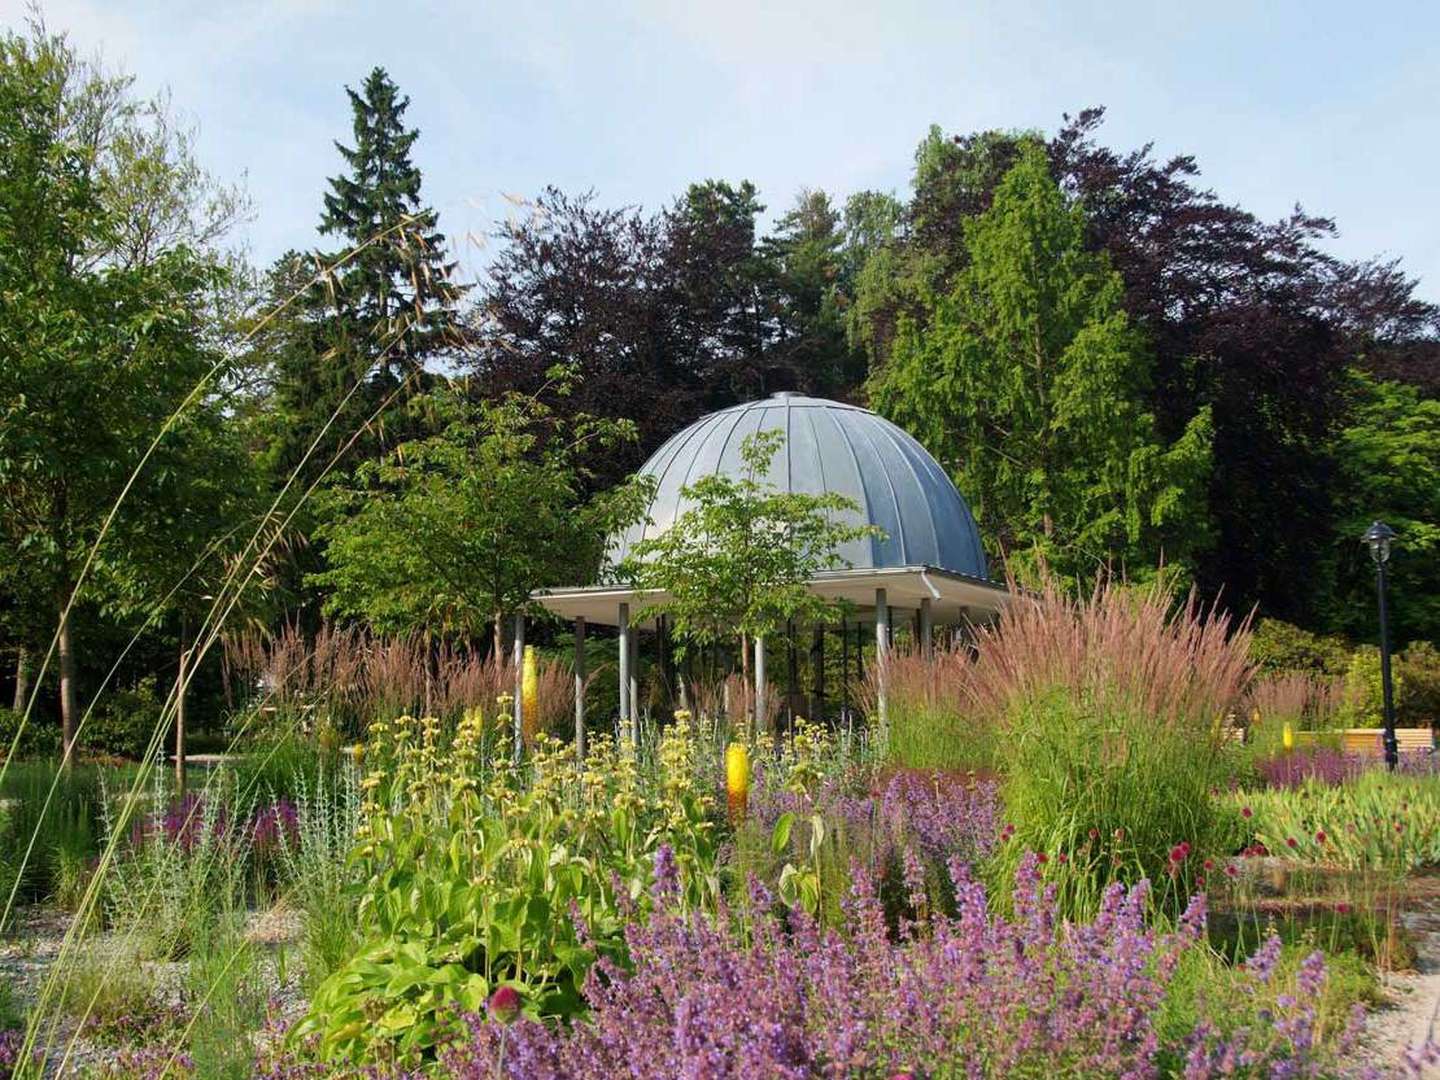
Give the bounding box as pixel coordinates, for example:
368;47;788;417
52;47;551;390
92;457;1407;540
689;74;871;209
265;68;463;489
320;67;463;385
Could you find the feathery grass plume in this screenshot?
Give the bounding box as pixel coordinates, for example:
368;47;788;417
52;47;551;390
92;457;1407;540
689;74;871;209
954;574;1254;919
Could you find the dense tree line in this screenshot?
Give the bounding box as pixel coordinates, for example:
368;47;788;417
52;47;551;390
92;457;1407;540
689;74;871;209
1;19;1436;750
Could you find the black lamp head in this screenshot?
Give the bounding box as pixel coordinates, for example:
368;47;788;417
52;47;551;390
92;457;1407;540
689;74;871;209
1362;520;1397;566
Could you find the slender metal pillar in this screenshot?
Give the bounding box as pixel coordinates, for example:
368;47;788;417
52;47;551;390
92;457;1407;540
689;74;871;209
573;617;587;762
512;612;525;762
875;588;890;737
811;625;825;723
617;602;631;746
841;620;850;716
1377;561;1399;770
755;635;767;735
628;619;640;737
919;596;934;657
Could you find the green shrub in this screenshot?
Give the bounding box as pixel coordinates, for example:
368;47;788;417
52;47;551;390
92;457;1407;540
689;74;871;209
276;764;362;990
1235;771;1440;874
186;914;266;1080
101;774;256;959
0;704;63;760
865;647;997;773
1249;618;1351;676
83;677;165;759
1397;640;1440;726
1336;646;1405;728
1155;939;1379;1075
0;759;108;906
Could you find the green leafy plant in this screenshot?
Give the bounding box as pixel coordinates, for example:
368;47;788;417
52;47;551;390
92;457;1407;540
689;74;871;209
294;710;721;1065
1236;772;1440;874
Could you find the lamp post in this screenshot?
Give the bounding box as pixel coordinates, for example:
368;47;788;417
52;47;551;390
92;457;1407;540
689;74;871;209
1362;521;1398;771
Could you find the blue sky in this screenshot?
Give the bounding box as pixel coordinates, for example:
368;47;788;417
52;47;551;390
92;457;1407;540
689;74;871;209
7;0;1437;301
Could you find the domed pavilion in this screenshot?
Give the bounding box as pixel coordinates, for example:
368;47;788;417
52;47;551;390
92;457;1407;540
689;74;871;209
528;393;1010;741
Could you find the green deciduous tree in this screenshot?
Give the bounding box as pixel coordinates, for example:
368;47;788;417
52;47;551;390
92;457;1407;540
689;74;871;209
310;380;647;656
1318;372;1440;646
869;143;1212;582
0;22;255;753
617;429;879;669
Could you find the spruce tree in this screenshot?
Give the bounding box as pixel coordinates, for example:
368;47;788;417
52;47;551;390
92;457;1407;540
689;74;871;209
321;66;463;385
264;68;463;490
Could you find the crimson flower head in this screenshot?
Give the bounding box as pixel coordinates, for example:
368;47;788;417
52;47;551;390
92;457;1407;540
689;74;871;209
1285;837;1298;849
1225;864;1239;878
488;985;521;1024
1056;852;1068;864
1203;858;1215;871
1241;806;1253;819
1314;830;1327;845
1088;827;1100;841
1036;852;1049;864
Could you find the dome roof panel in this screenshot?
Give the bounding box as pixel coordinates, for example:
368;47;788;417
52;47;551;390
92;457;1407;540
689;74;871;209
607;393;988;579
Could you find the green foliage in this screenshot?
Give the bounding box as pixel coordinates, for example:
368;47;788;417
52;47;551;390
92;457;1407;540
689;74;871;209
1398;640;1440;725
83;676;164;759
186;914;267;1080
1155;940;1379;1075
1320;372;1440;645
101;775;257;959
312;383;647;643
1335;646;1404;729
1249;618;1352;676
0;22;258;747
296;712;721;1065
0;705;62;759
1236;772;1440;873
0;758;110;906
619;429;879;655
991;688;1233;920
868;142;1213;581
872;650;998;774
276;762;363;990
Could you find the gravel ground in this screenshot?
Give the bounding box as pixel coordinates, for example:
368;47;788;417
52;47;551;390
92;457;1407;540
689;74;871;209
0;904;308;1077
1360;901;1440;1077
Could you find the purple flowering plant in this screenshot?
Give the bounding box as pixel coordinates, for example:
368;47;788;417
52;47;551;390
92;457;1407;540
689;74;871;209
435;844;1413;1079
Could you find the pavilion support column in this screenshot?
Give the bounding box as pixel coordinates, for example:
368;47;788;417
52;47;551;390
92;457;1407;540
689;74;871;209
573;617;587;763
512;612;525;763
628;619;640;738
754;635;767;736
875;588;890;741
617;603;631;748
919;596;934;658
810;625;825;724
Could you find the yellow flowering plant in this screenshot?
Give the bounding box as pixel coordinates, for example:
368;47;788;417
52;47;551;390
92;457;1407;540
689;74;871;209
297;707;722;1065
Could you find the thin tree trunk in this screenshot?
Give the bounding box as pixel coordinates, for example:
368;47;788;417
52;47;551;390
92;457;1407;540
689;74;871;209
57;598;77;768
12;647;29;713
493;612;505;664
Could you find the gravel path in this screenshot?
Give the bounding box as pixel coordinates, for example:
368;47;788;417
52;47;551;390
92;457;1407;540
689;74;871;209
0;904;307;1077
1361;901;1440;1077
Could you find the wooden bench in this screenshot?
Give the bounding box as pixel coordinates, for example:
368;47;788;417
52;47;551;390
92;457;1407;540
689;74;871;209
1340;727;1435;756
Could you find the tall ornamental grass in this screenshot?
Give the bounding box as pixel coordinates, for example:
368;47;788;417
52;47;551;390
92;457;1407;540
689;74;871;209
971;579;1254;918
860;647;996;773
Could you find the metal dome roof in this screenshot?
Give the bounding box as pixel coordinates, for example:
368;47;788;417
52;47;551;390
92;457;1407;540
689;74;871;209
608;392;989;579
